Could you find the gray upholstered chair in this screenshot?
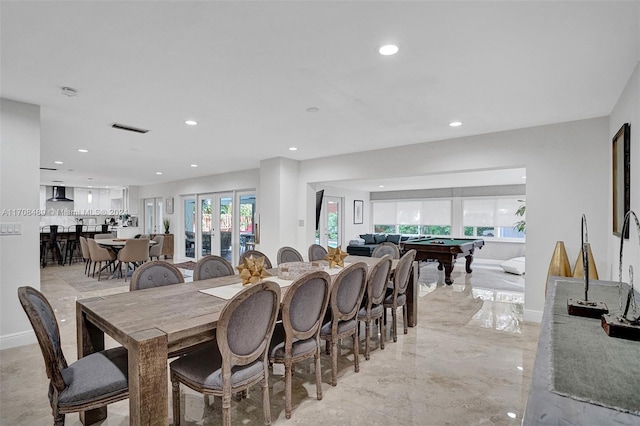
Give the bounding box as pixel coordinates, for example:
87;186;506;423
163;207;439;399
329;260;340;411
148;234;164;260
308;244;328;261
269;270;331;418
170;281;281;426
87;238;116;281
239;249;273;269
117;239;149;281
17;286;129;426
193;255;235;281
371;242;400;259
277;246;304;265
357;254;393;359
129;260;184;291
384;249;417;342
320;262;368;386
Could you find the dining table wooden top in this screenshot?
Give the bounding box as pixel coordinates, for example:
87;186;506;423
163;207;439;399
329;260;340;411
75;255;416;426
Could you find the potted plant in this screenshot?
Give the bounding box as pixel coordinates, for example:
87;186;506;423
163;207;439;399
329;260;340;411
514;200;526;234
163;218;170;234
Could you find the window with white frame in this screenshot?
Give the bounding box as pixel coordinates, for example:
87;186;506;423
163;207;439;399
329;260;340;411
462;197;525;239
373;200;452;236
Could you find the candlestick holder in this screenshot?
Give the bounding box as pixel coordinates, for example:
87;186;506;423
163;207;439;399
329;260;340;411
602;210;640;340
568;215;608;318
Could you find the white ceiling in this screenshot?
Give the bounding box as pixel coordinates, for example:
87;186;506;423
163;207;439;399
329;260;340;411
1;1;638;191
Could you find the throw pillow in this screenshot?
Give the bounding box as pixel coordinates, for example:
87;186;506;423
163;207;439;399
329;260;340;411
374;234;387;244
386;234;401;244
360;234;376;245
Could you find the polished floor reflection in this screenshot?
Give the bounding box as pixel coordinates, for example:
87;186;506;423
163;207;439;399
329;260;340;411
1;259;538;425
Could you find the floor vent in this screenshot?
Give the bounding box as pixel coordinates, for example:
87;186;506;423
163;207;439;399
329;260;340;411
110;123;149;134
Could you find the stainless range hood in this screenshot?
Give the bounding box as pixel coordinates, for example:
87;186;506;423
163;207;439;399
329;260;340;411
47;186;74;202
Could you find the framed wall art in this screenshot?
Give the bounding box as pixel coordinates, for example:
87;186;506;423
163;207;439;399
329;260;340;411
354;200;364;224
612;123;630;238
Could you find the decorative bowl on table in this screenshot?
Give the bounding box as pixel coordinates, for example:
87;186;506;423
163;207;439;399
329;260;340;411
277;261;325;280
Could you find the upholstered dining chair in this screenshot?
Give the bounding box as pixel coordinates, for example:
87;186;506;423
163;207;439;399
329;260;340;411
170;281;281;426
129;260;184;291
320;262;368;386
276;246;304;265
384;249;417;342
18;286;129;426
358;254;393;360
269;270;331;419
117;239;149;281
239;249;273;269
79;236;92;276
86;238;116;281
193;255;235;281
148;234;164;260
308;244;328;261
371;242;400;259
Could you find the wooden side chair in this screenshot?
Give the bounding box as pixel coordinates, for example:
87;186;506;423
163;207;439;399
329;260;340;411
276;246;304;265
129;260;184;291
384;249;417;342
193;255;234;281
170;281;281;426
371;242;400;259
308;244;328;261
269;270;331;418
239;249;273;269
17;286;128;426
320;262;368;386
358;254;393;359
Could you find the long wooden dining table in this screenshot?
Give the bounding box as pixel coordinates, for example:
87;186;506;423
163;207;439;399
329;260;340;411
75;255;419;425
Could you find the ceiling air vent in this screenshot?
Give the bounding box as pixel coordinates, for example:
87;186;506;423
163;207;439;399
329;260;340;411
110;123;149;134
40;167;57;171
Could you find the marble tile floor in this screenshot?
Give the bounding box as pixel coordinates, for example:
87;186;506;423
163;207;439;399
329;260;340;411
0;259;539;425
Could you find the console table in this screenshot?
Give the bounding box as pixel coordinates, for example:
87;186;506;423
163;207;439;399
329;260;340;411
523;276;640;425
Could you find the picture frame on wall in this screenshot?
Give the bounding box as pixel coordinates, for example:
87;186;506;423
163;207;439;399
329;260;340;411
354;200;364;224
166;197;174;214
612;123;630;238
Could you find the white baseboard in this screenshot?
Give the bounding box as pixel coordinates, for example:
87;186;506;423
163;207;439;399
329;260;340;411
0;330;36;350
523;309;543;323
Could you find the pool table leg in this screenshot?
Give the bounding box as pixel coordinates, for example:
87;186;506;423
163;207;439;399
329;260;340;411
465;251;475;274
443;262;454;285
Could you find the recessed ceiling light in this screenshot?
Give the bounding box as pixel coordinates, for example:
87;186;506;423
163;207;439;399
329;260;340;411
289;147;298;151
306;107;319;113
105;186;109;188
522;176;527;179
185;120;198;126
156;171;163;175
78;149;88;153
190;164;198;168
378;185;385;188
54;161;63;164
378;44;399;56
61;87;77;97
449;121;462;127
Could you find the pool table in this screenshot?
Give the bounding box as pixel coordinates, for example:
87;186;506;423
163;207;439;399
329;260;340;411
401;237;485;285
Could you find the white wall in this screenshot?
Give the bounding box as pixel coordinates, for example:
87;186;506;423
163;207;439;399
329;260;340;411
0;99;41;349
608;61;639;285
297;117;610;321
139;168;259;260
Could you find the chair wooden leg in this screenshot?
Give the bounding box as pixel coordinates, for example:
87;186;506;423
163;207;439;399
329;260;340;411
171;375;181;426
364;319;371;360
314;350;323;400
392;308;398;342
353;333;360;373
221;392;231;426
262;372;272;424
53;412;64;426
379;318;385;350
331;341;338;386
97;261;103;281
285;361;292;419
403;305;408;335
